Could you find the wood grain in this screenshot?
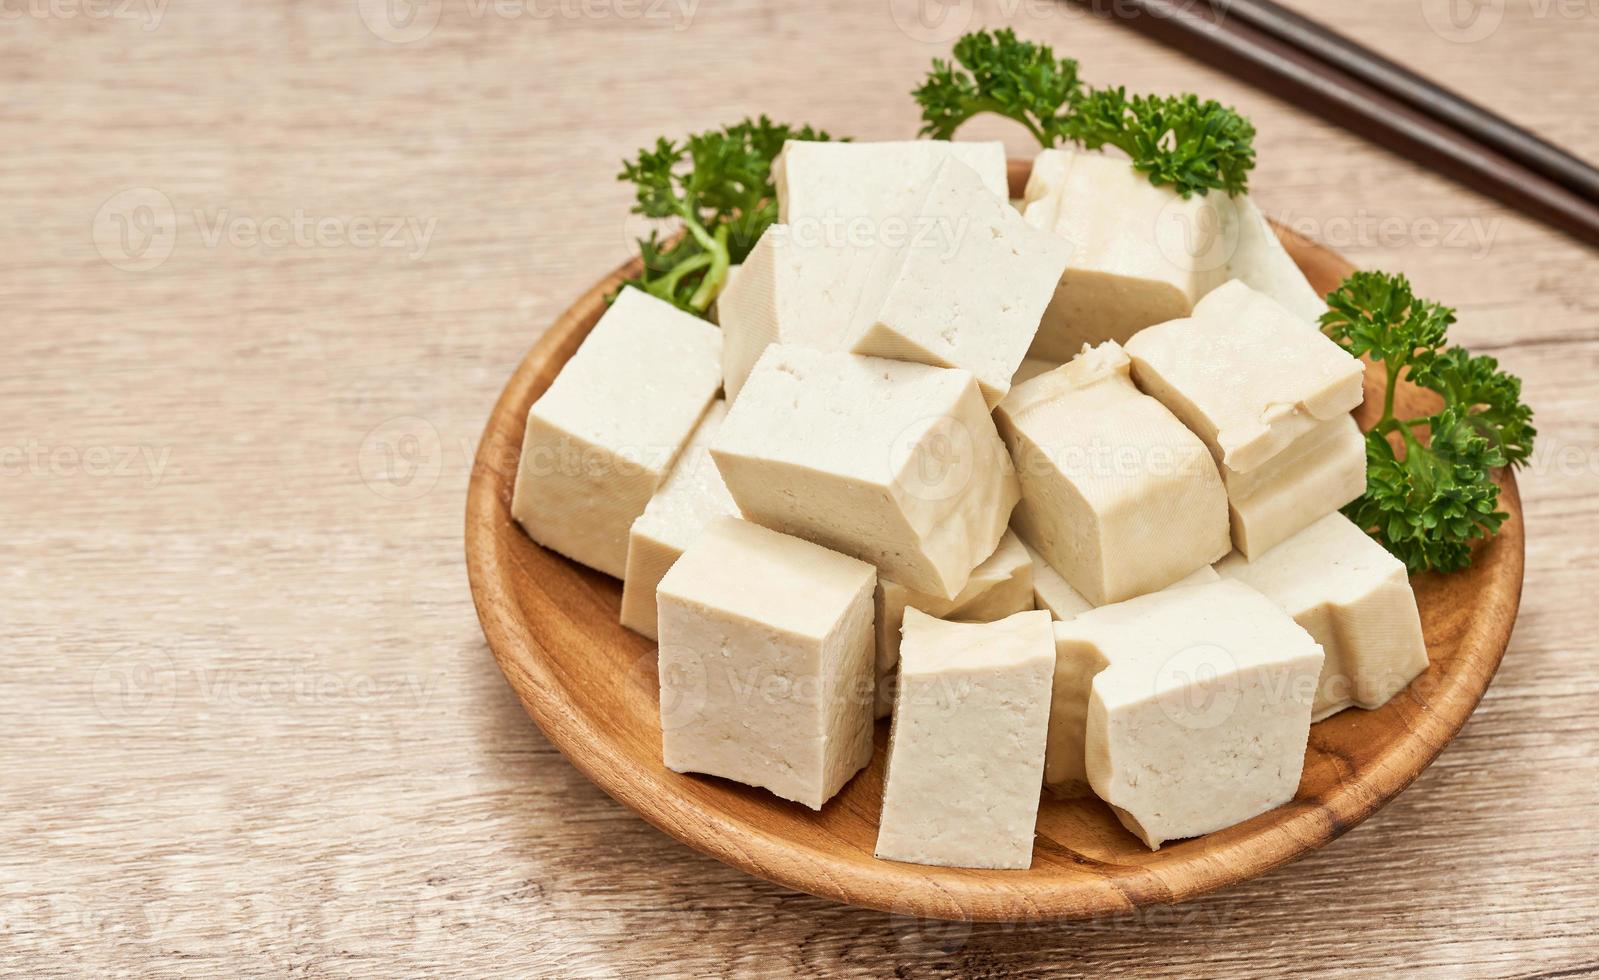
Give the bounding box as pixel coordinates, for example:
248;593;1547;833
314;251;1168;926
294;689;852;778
3;0;1595;974
465;164;1524;920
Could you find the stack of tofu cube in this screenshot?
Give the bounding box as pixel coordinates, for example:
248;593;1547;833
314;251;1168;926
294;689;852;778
510;140;1430;866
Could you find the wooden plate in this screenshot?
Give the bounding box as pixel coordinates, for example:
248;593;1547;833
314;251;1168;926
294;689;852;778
465;160;1524;922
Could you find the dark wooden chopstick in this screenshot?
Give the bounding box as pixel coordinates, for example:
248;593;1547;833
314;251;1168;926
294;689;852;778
1066;0;1599;248
1211;0;1599;204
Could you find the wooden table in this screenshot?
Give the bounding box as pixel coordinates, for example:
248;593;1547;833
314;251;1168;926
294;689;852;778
3;0;1595;974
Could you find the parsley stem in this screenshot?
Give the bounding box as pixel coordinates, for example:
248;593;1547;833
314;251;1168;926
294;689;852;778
655;251;711;298
687;224;730;312
1380;355;1403;426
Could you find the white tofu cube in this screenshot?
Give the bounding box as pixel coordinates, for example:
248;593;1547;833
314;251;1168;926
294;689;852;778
846;158;1074;408
1049;580;1323;847
776;139;1008;225
1214;194;1327;324
873;530;1034;717
619;401;739;640
715;225;864;401
712;345;1019;600
1224;414;1367;557
1020;534;1218;624
656;517;876;810
875;609;1055;869
1217;512;1429;720
1125;280;1365;474
707;262;741;325
1021;150;1224;359
994;342;1230;606
1026;543;1095;622
511;287;722;577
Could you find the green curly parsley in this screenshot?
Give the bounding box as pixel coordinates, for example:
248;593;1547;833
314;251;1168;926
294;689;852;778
911;29;1256;197
1322;271;1535;573
914;28;1083;148
1067;87;1256;197
618;116;839;316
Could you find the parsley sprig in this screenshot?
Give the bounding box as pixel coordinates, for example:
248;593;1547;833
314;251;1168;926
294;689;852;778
1322;271;1534;573
915;28;1083;148
618;116;838;316
1069;87;1256;197
911;29;1257;197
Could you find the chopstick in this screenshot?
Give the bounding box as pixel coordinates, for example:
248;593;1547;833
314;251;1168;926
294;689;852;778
1065;0;1599;248
1212;0;1599;205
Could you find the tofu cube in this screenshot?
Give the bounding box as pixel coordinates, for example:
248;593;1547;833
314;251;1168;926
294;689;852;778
656;517;876;810
716;225;864;401
1021;150;1224;359
1217;512;1429;720
1224;414;1367;557
1124;280;1365;474
994;342;1230;606
511;287;721;577
1019;535;1218;623
846;158;1074;408
873;530;1034;717
1049;580;1323;847
1026;544;1095;622
619;401;740;640
712;345;1019;600
875;609;1055;869
776;139;1008;225
1216;194;1327;324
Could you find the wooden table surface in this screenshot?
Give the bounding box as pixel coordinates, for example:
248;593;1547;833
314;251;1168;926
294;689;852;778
3;0;1595;975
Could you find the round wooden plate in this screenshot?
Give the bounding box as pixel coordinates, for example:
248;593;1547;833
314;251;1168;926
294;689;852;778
466;160;1524;922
